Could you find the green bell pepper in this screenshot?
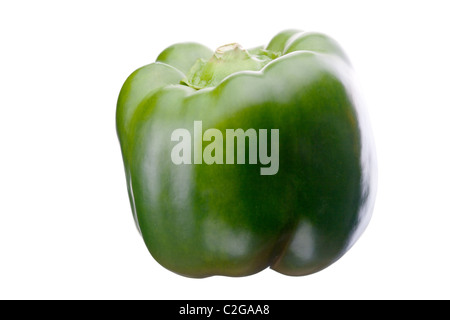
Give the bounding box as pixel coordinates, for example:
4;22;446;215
116;29;377;278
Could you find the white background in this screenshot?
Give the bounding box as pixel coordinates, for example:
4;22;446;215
1;0;449;300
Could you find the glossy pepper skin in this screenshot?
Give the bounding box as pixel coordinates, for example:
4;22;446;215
116;29;377;278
